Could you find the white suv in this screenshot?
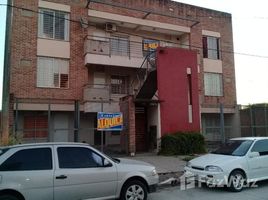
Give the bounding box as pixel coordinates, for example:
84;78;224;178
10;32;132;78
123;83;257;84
0;143;158;200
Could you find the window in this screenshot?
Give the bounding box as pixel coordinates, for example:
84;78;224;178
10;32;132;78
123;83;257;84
0;148;52;171
38;8;69;41
110;35;129;56
24;116;48;138
203;36;220;59
37;57;69;88
57;147;104;168
111;75;128;94
204;73;223;96
251;140;268;156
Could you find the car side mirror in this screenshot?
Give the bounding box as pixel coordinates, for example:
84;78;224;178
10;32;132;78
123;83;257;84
248;151;260;158
103;159;113;167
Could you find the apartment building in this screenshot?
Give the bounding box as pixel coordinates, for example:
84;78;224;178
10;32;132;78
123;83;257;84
3;0;240;153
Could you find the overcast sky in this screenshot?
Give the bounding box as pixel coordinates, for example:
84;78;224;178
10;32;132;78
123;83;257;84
175;0;268;105
0;0;268;105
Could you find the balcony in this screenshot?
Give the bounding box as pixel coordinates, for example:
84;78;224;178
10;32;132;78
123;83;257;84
83;84;129;112
83;84;111;102
84;35;144;68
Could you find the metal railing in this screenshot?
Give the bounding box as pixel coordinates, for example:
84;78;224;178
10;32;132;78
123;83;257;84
83;84;111;102
84;35;144;58
83;84;130;102
84;35;182;59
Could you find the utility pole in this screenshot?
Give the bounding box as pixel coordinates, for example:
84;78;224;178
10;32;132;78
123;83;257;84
2;0;13;144
220;103;225;144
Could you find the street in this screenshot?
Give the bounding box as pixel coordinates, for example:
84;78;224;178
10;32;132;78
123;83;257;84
148;181;268;200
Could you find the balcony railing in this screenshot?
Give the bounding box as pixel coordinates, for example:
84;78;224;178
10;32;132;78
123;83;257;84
83;84;131;102
84;35;144;59
83;84;111;102
84;35;184;59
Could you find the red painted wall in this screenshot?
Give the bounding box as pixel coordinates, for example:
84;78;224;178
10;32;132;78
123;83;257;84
157;47;200;136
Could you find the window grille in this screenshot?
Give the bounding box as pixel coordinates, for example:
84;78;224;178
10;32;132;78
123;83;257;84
111;75;128;94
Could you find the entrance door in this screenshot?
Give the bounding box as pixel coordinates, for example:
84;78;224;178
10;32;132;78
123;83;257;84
54;113;69;142
135;107;147;152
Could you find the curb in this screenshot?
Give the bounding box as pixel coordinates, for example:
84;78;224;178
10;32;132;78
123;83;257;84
158;171;183;188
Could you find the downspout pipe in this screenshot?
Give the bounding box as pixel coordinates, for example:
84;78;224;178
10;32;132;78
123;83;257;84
1;0;13;144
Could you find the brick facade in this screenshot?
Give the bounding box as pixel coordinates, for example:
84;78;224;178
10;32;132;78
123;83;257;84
5;0;238;146
9;0;236;108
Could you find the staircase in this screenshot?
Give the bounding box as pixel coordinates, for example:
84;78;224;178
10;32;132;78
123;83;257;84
132;52;158;100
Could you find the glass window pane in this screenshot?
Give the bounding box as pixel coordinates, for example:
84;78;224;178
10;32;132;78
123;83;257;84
37;57;69;88
42;10;54;39
57;147;103;168
55;11;66;40
0;148;52;171
251;140;268;155
39;9;69;41
203;36;220;59
111;75;128;94
204;73;223;96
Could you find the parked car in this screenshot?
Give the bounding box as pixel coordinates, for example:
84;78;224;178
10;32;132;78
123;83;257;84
0;142;158;200
184;137;268;192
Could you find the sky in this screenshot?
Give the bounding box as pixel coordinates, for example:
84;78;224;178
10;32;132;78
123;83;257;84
0;0;268;105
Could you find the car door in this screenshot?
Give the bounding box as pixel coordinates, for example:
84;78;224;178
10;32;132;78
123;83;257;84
247;139;268;180
0;147;54;200
53;145;118;200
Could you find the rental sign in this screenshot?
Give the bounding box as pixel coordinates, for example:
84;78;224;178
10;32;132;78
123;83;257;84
97;112;123;131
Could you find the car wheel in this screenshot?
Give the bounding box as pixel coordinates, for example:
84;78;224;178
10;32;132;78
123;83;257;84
120;180;148;200
0;194;20;200
229;170;246;192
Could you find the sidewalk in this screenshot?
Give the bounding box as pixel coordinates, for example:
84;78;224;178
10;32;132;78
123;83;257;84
126;153;186;182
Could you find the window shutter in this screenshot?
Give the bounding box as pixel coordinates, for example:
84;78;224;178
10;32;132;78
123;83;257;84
202;36;208;58
55;11;66;40
43;10;54;39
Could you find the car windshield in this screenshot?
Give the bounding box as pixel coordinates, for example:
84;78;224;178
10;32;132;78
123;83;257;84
212;140;253;156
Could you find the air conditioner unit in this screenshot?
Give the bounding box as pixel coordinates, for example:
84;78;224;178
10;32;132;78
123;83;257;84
105;23;117;32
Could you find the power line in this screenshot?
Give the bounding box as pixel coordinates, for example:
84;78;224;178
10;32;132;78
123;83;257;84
1;3;268;59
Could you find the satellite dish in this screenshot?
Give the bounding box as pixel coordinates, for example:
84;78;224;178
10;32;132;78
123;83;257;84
80;17;89;28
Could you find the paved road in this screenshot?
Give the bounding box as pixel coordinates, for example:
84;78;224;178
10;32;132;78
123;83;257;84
149;181;268;200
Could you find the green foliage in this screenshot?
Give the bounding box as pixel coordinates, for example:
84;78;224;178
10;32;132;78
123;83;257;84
159;132;206;155
0;134;22;146
7;135;21;146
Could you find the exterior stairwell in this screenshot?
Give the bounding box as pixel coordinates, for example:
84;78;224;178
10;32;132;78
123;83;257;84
132;52;158;100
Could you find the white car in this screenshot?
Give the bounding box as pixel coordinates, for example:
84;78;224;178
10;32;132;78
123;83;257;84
184;137;268;192
0;143;158;200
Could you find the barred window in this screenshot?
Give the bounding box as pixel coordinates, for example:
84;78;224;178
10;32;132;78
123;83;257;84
111;75;128;94
38;8;69;41
37;57;69;89
24;116;48;138
204;73;223;96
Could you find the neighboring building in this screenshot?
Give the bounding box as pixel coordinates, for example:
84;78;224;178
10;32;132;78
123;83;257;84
3;0;240;153
240;104;268;137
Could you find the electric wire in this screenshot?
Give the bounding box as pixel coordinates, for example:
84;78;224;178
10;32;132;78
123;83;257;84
1;3;268;59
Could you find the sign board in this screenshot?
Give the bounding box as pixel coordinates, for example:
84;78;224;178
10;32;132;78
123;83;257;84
143;39;159;52
97;112;123;131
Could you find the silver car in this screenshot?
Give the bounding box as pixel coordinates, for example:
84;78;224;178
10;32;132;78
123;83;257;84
0;143;158;200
